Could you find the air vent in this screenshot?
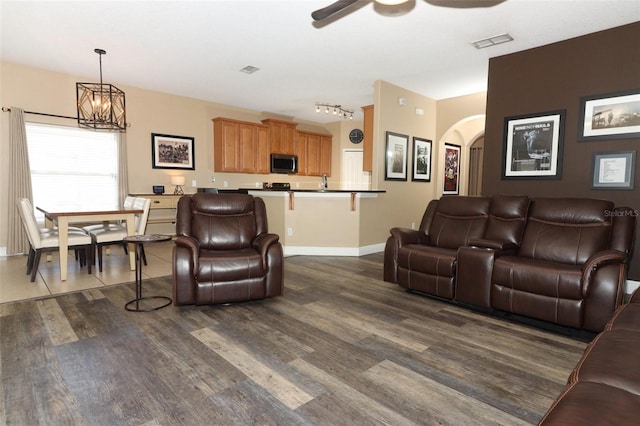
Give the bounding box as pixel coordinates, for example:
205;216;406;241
240;65;260;74
471;33;514;49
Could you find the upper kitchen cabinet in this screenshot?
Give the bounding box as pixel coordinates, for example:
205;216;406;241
297;130;332;176
213;117;269;173
361;105;374;172
262;118;297;155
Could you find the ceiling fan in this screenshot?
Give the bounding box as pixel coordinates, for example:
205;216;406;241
311;0;505;22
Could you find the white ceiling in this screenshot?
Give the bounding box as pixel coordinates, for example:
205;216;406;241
2;0;639;123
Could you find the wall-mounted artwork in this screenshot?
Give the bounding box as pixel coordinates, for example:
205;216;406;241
592;150;635;190
151;133;195;170
412;137;432;182
443;143;460;195
384;131;408;181
578;88;640;141
502;110;565;179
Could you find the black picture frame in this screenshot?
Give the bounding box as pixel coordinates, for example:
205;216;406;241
443;143;461;194
411;137;432;182
578;88;640;141
151;133;195;170
591;150;636;190
502;110;565;180
384;131;408;181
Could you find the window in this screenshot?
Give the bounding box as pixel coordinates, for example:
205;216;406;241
26;122;120;222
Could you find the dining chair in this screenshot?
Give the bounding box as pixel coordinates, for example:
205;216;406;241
17;198;93;282
88;197;151;272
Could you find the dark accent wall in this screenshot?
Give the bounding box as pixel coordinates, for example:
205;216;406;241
483;22;640;280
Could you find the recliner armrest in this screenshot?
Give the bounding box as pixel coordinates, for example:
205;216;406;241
468;238;518;253
175;235;200;272
253;233;280;269
581;249;627;292
390;227;429;247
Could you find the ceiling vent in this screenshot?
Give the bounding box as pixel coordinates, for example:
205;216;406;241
471;33;514;49
240;65;260;74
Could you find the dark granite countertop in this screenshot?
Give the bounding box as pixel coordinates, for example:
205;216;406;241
242;188;386;193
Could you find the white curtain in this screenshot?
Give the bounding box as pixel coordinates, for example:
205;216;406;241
117;131;129;205
7;107;32;255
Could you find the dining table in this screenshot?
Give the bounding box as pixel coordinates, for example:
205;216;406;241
36;206;143;281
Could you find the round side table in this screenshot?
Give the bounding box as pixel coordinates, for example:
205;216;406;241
123;234;172;312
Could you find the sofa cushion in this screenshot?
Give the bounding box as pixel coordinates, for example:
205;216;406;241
570;329;640;396
607;303;640;331
493;256;583;299
492;256;583;328
519;198;614;264
397;244;457;276
539;381;640;425
427;196;490;249
190;194;258;250
197;248;265;282
484;194;530;245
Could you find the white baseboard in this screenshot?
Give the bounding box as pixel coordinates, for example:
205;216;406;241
283;243;385;257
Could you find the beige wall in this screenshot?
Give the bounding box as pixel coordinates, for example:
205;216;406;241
360;80;438;246
1;61;486;253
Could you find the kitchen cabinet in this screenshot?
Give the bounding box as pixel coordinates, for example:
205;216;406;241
362;104;374;172
297;130;332;176
213;117;269;173
262;118;297;155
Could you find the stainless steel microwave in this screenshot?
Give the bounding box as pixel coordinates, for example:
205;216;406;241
270;153;298;174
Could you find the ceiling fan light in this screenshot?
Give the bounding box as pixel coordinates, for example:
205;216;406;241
375;0;409;5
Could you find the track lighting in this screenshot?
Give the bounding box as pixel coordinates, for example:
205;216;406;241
315;103;353;120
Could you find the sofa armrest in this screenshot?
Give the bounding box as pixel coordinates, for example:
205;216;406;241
468;238;518;253
581;249;627;292
390;227;429;247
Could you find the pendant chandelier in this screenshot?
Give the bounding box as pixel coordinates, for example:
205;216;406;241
76;48;126;131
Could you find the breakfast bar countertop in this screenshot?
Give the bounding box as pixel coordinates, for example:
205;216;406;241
242;188;386;193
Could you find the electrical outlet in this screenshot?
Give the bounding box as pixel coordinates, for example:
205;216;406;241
411;222;416;230
287;228;293;236
210;176;216;182
223;181;228;187
191;180;197;187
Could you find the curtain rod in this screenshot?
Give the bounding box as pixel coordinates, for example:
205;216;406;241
1;106;77;121
2;107;130;127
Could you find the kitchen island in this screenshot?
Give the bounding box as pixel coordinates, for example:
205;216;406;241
239;188;387;256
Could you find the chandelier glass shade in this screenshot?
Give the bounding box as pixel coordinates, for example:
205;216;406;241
76;49;126;131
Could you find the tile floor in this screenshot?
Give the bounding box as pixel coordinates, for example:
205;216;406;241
0;241;174;304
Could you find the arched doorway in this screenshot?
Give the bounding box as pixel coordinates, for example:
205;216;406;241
436;115;485;197
468;135;484;196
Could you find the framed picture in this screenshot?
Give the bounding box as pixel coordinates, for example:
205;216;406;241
592;150;635;190
151;133;195;170
384;131;408;181
502;110;565;179
412;137;432;182
578;88;640;141
443;143;460;195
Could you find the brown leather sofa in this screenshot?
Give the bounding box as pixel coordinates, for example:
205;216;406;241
539;287;640;424
173;193;283;305
384;195;636;332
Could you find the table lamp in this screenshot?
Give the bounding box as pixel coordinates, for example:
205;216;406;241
171;176;185;195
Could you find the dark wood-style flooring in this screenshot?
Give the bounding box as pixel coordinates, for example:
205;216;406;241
0;254;588;425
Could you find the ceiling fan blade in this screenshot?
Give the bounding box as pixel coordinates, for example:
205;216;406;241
311;0;360;21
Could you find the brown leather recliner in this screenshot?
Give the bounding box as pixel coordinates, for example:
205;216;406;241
491;198;636;332
172;193;283;306
384;196;491;299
